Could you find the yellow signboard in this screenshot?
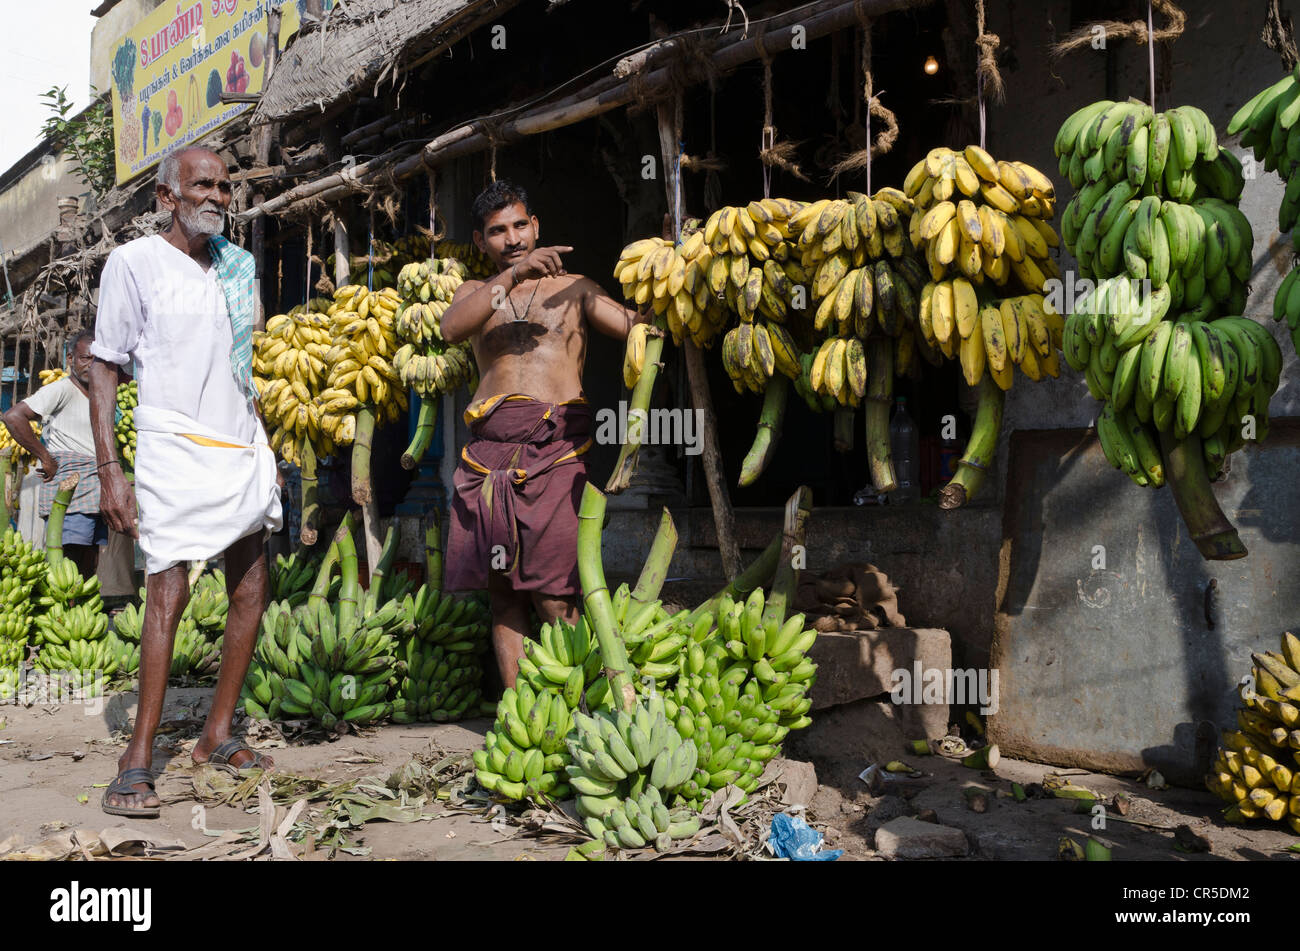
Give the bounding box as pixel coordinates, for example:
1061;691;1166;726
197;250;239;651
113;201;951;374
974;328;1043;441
110;0;304;185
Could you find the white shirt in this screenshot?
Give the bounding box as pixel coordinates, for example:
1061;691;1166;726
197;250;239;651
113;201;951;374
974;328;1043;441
92;234;259;443
21;378;96;457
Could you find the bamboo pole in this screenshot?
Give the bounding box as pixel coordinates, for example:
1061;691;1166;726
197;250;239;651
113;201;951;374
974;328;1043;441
235;0;921;223
249;7;281;333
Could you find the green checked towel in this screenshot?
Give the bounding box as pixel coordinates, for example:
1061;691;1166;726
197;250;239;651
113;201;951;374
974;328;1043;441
208;235;257;403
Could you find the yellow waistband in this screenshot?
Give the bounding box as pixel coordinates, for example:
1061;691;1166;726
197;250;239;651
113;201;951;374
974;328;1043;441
180;433;247;449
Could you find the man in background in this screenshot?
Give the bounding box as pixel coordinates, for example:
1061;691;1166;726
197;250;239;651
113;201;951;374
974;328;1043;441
2;331;104;577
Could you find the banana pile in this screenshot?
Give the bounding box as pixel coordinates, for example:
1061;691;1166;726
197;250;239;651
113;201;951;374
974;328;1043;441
392;259;476;398
185;569;229;638
514;615;604;705
906;146;1059;291
1056;101;1250;318
322;284;407;432
1073;311;1281;483
34;602;116;690
253;307;334;466
621;322;660;390
240;599;310;720
392;639;483;722
270;549;332;607
114;380;137;472
279;596;400;728
473;679;575;800
38;368;68;385
37;555;101;610
610;584;691;687
669;589;816;802
1207;633;1300;831
586;787;701;854
0;529;44;670
567;694;697;822
390;584;490;722
1230;66;1300;356
168;619;221;680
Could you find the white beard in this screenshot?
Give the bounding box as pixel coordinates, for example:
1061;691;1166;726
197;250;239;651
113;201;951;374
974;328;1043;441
177;204;226;236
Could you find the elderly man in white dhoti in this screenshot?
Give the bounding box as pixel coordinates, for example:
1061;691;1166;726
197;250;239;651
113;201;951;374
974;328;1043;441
89;146;283;818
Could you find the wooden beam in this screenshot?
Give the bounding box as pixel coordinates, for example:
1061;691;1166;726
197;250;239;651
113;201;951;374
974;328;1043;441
236;0;927;222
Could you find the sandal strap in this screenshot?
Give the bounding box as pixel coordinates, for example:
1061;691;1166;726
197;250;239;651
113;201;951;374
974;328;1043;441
109;767;156;793
208;736;250;765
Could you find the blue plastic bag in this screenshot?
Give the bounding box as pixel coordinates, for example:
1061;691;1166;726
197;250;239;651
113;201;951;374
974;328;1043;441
769;812;842;861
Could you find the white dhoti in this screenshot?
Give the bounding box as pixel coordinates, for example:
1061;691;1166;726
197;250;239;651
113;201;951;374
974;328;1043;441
133;406;283;574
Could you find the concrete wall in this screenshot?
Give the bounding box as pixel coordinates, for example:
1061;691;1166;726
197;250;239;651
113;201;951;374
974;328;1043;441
90;0;165;96
0;153;83;256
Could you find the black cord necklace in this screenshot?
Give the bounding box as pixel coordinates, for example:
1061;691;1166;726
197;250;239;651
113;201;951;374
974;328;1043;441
507;275;543;324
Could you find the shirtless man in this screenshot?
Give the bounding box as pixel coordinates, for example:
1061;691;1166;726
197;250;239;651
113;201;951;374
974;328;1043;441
440;180;651;687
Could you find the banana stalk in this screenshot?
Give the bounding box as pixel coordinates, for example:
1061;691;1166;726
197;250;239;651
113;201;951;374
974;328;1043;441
760;485;814;628
1158;430;1247;560
686;530;783;625
865;338;897;493
336;518;361;637
45;473;79;562
577;483;636;712
739;376;789;487
939;377;1005;510
832;406;854;454
300;441;319;546
605;323;666;494
351;406;376;505
364;524;399;614
310;511;354;608
426;509;443;594
401;394;438;470
629;507;677;605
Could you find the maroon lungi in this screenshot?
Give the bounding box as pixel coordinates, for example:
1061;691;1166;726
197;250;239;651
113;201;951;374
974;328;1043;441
444;394;593;596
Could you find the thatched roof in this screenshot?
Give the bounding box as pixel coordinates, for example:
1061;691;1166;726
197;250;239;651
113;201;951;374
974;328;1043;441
256;0;521;123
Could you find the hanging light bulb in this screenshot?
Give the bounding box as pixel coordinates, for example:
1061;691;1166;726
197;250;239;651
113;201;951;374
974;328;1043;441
924;55;940;75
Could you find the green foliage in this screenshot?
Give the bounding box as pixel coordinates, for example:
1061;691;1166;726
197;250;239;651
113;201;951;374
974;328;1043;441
39;86;115;202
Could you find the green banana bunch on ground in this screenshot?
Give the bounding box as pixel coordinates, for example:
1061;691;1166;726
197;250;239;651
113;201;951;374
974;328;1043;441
37;556;100;609
566;693;698;833
240;599;306;720
668;588;817;803
109;595;144;643
33;600;108;648
115;380;138;473
1056;100;1250;318
184;569;228;637
276;595;401;728
1208;632;1300;832
0;530;42;672
114;637;140;679
0;665;22;699
473;677;575;801
391;638;484;723
169;618;222;680
401;584;489;650
269;549;332;606
586;786;701;855
515;614;605;708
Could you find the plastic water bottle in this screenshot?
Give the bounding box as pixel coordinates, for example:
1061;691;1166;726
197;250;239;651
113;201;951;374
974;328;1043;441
890;397;920;502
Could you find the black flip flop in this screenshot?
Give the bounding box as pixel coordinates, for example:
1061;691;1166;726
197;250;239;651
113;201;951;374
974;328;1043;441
102;767;160;819
201;737;273;776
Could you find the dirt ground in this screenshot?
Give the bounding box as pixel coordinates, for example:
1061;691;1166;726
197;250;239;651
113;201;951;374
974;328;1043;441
0;686;1297;862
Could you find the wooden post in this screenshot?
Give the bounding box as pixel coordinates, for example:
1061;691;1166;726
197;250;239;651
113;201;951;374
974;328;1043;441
654;101;741;580
249;7;281;332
